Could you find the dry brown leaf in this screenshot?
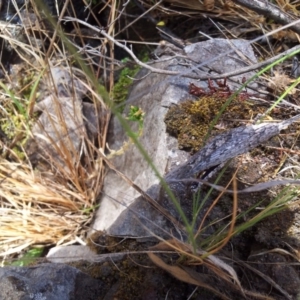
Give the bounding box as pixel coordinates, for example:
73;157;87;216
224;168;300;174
148;252;231;300
149;238;192;253
267;70;293;93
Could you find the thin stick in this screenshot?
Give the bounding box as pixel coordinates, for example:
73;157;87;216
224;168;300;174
232;0;300;35
65;17;300;81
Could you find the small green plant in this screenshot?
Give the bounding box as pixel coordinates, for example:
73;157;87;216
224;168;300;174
0;81;27;118
112;64;141;107
126;105;144;137
112;54;149;109
10;247;44;267
106;105;145;159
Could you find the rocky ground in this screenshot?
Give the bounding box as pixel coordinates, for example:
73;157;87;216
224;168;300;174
1;1;300;300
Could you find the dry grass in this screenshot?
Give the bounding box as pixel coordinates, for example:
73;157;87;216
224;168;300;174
0;0;118;259
0;161;93;256
142;0;300;44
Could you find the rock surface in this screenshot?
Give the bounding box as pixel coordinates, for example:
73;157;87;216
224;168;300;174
25;66;103;174
3;39;300;300
88;39;300;299
0;263;103;300
46;245;98;263
92;38;259;232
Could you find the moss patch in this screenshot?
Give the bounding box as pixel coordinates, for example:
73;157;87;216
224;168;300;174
112;64;140;106
112;54;149;109
164;95;266;153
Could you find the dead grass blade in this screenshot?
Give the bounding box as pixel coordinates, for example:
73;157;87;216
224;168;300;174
0;0;115;260
148;252;232;300
231;0;300;35
150;238;242;290
149;240;275;299
238;259;293;300
0;160;96;256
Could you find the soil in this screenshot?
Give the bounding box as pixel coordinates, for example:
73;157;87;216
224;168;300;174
166;95;300;298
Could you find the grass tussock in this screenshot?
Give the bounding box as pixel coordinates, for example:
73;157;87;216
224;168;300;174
0;0;117;258
0;160;94;256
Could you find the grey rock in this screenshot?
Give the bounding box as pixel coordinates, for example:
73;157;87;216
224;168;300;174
94;38;300;241
106;113;300;239
46;245;98;263
92;49;191;230
0;263;103;300
92;38;260;234
25;67;103;174
184;39;258;87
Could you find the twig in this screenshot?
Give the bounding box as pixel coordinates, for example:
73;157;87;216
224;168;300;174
165;114;300;180
65;17;300;81
207;44;300;80
64;17;181;75
169;177;300;195
231;0;300;35
106;0;131;29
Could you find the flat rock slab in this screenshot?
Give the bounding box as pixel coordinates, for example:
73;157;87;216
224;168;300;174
25;67;102;174
47;245;98;263
92;38;259;232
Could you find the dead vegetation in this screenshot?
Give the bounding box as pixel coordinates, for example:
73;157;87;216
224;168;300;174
1;0;300;299
0;0;112;258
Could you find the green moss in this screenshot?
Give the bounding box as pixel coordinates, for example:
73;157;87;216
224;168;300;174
18;70;39;100
112;65;140;106
112;54;149;109
9;247;44;267
11;146;26;159
164;95;265;153
0;66;43;159
0;113;26;139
